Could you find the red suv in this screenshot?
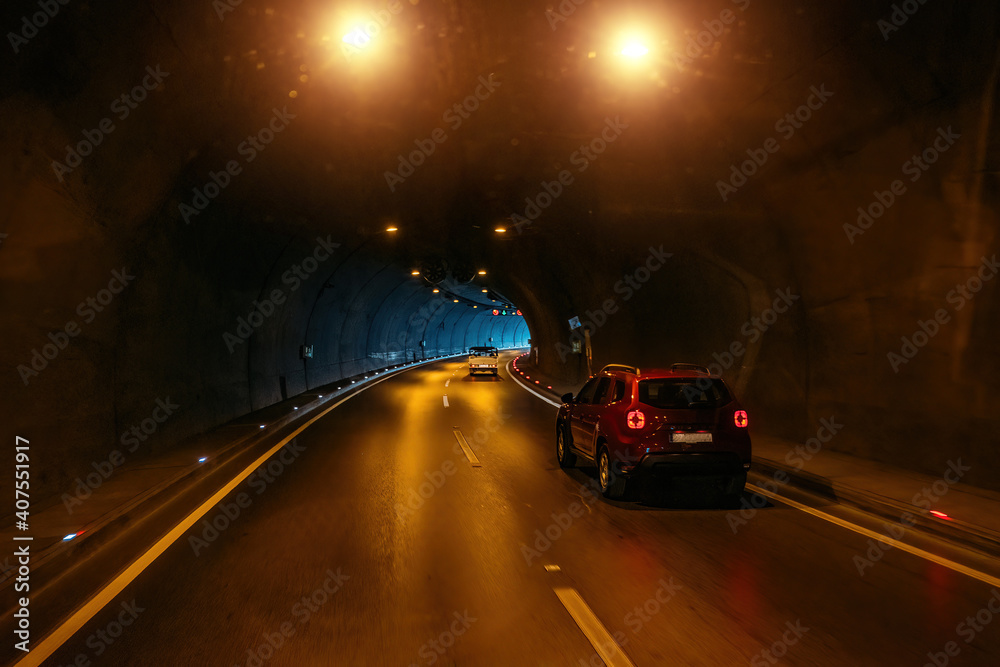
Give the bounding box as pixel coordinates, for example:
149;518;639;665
556;363;751;500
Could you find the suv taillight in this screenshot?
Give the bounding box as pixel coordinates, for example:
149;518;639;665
734;410;748;428
626;410;645;429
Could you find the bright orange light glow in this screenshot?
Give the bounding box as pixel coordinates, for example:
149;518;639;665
620;41;649;58
386;226;398;232
342;26;373;49
411;270;420;276
494;227;507;233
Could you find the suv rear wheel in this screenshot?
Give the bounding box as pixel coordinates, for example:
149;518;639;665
598;448;626;499
556;425;577;468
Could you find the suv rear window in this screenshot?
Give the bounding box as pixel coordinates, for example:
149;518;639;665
638;378;732;409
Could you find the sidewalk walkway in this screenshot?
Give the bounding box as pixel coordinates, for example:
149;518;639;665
509;354;1000;558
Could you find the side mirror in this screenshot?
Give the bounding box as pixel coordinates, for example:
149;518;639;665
561;392;574;404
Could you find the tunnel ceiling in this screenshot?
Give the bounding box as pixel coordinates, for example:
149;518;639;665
5;0;994;268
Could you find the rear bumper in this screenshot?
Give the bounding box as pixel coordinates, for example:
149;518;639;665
622;452;748;494
626;452;748;478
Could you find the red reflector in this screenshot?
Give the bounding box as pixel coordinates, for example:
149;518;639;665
734;410;748;428
930;510;952;520
626;410;645;429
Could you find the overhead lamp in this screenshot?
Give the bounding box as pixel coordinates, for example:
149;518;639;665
620;41;649;58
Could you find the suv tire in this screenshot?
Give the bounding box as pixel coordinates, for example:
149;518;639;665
598;448;626;499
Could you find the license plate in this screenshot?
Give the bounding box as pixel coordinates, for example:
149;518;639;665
672;432;712;443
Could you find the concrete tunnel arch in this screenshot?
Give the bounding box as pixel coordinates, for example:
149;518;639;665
241;239;530;411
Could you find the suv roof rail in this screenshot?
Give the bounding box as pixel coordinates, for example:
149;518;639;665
670;363;711;374
600;364;640;375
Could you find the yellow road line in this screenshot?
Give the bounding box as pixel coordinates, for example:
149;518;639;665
16;372;400;666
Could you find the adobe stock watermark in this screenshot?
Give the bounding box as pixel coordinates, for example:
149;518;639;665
384;73;500;192
377;276;461;363
62;398;180;514
235;568;350;667
511;116;628;233
717;84;833;202
887;254;998;373
923;589;1000;667
180;106;296;223
51;599;146;664
844;126;960;244
213;0;246;22
546;0;588;31
406;610;477;667
340;0;406;59
51;65;170;183
7;0;71;54
682;288;800;390
727;417;843;534
189;440;306;556
395;405;510;523
520;464;634;567
853;459;971;576
577;577;683;667
750;620;809;666
16;268;135;386
671;0;751;68
556;245;673;361
878;0;931;41
223;236;340;353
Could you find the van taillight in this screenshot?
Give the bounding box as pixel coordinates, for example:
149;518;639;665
734;410;748;428
626;410;645;429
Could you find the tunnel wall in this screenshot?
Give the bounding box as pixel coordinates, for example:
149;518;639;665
492;1;1000;489
1;0;996;505
0;162;529;503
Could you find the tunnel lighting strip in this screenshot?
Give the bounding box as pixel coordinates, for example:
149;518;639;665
745;484;1000;589
505;357;1000;589
14;358;456;667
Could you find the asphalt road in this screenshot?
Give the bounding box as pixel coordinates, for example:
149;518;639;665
39;353;1000;666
